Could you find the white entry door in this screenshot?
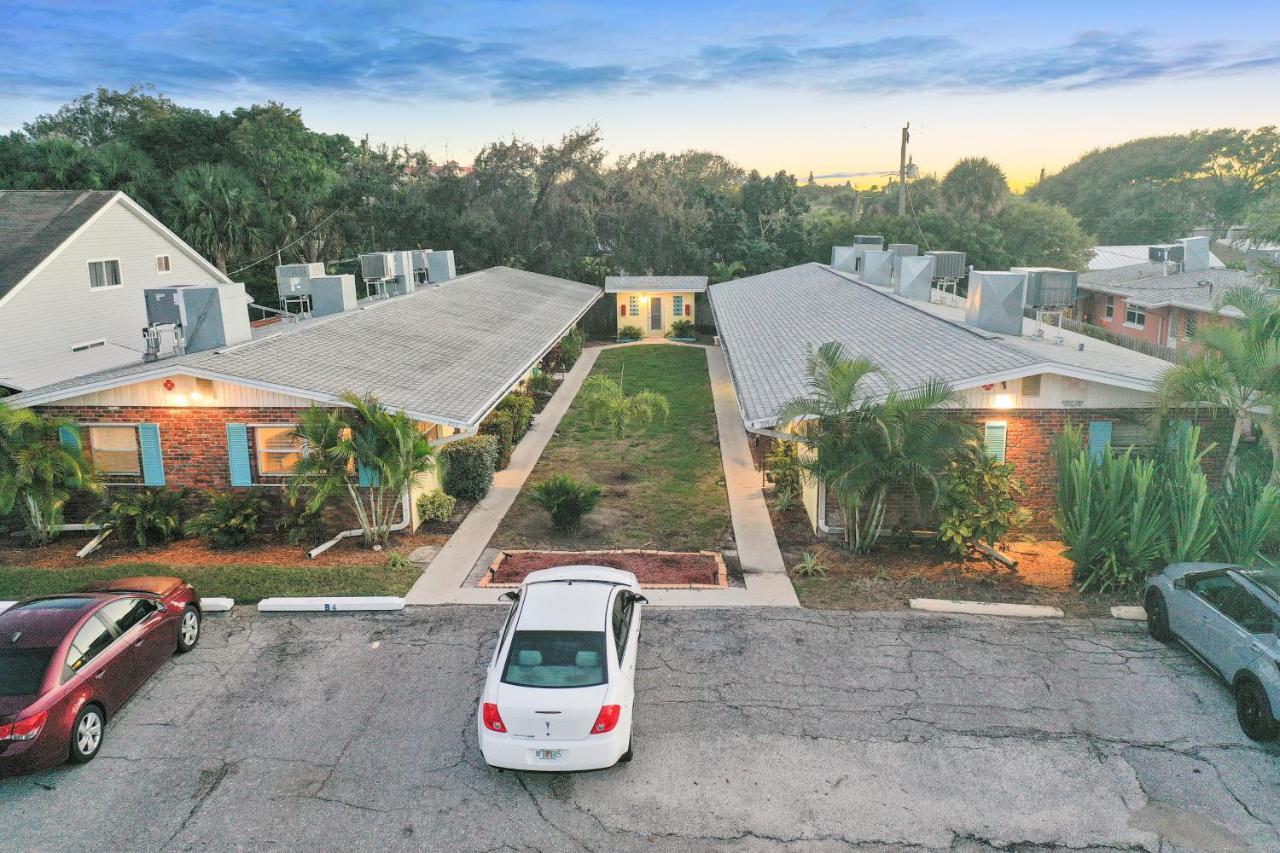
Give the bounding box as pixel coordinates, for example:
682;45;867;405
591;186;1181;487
649;297;663;332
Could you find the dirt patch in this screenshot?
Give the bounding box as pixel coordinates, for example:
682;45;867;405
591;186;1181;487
483;549;727;588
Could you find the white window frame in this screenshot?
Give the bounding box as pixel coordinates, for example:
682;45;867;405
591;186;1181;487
87;258;123;291
156;254;172;274
82;423;144;479
1124;304;1146;330
252;424;304;478
1103;296;1114;322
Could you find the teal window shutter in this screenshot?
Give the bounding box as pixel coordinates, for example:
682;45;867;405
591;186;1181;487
357;461;380;488
1087;420;1112;463
58;425;82;451
983;422;1007;462
138;424;165;486
226;424;252;486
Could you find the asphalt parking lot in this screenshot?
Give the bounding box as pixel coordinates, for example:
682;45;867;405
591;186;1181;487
1;607;1276;852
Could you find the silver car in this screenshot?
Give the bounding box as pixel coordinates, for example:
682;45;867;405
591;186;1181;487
1144;563;1280;741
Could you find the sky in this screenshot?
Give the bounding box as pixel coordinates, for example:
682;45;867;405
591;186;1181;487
2;0;1279;187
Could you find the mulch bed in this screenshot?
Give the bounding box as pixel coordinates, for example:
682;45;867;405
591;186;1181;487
0;530;446;569
483;549;727;588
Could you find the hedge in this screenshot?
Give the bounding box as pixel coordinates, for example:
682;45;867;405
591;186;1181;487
439;435;499;500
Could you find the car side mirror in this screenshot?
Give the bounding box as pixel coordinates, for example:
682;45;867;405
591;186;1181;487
499;590;519;602
632;594;649;605
1173;577;1187;590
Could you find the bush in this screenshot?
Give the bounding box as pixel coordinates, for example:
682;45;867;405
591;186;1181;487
185;491;270;548
667;319;695;339
276;501;329;547
766;441;803;509
792;552;827;578
440;435;499;500
618;325;643;341
561;328;585;369
90;489;187;549
480;409;516;467
529;474;602;531
528;370;556;396
936;442;1030;557
416;489;457;524
499;392;535;440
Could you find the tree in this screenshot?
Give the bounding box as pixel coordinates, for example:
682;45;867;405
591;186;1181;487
576;374;670;437
942;157;1010;219
165;163;267;273
286;393;437;546
24;85;182;146
989;198;1095;270
1154;287;1280;484
779;343;973;552
0;406;101;545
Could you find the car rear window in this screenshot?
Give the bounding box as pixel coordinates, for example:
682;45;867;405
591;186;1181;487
502;631;608;688
0;648;54;696
1242;570;1280;602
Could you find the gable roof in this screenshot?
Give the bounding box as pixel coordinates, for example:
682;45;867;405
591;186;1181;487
6;267;601;429
1088;245;1223;271
1078;263;1265;316
604;275;708;293
0;191;118;299
708;263;1168;430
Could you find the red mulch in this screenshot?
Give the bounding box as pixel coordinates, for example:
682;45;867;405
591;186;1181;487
0;531;447;569
488;550;724;587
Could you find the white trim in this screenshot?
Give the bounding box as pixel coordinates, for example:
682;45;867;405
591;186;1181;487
81;422;144;479
251;423;303;478
155;253;172;274
86;257;123;291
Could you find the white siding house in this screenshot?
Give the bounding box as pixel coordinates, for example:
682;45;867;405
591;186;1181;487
0;191;230;392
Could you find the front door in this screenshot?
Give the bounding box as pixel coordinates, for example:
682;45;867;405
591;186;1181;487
649;297;663;333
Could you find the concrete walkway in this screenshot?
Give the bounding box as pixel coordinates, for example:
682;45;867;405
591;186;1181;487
406;341;799;607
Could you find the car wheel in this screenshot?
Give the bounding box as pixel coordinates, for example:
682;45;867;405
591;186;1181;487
176;605;201;653
1145;588;1172;642
69;705;105;764
1236;680;1280;742
618;738;633;763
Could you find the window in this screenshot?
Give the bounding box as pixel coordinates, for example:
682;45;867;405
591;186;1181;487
1125;304;1145;329
254;426;304;476
1184;312;1197;338
628;295;639;317
63;616;116;681
1193;575;1276;634
611;594;634;662
0;648;54;697
1111;421;1155;454
97;598;156;635
87;426;141;476
501;631;608;688
156;254;172;273
1104;296;1114;322
672;295;684;317
88;259;122;289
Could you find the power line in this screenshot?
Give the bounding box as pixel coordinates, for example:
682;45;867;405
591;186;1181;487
227;207;346;277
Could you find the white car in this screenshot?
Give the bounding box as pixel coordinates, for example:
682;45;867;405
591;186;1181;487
477;566;646;771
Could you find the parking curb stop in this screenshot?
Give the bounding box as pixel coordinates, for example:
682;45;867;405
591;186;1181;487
200;598;235;613
0;601;13;613
1110;606;1147;621
257;596;405;613
910;598;1065;618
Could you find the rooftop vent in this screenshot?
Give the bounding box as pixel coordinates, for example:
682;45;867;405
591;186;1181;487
965;271;1026;336
1011;267;1078;309
854;235;884;248
388;251;417;297
861;250;894;287
1179;236;1212;273
887;243;918;257
142;283;252;360
308;275;357;317
896;255;935;301
831;246;857;273
426;250;456;283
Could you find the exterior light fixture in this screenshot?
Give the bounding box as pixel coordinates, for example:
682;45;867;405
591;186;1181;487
992;393;1016;410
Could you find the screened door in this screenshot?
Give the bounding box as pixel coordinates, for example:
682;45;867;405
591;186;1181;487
649;297;663;332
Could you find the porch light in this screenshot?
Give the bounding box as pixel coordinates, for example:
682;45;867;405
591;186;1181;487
991;393;1016;410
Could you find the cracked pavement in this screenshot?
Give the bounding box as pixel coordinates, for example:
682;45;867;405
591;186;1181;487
0;608;1276;852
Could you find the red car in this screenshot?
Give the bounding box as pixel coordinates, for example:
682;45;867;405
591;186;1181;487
0;576;200;775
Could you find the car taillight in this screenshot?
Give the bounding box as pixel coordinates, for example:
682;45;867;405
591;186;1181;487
0;710;48;742
591;705;621;735
482;703;506;732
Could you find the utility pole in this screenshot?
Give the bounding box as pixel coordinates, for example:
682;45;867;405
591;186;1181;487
898;122;910;217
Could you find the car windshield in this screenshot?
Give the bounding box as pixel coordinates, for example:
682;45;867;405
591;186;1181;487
1240;570;1280;605
0;648;54;697
501;630;608;689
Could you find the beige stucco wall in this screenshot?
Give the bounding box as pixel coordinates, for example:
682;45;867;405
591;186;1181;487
614;290;698;336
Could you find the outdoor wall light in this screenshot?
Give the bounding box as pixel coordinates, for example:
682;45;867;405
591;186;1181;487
991;393;1017;410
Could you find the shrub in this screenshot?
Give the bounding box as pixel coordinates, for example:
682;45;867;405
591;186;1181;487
577;374;670;437
1213;472;1280;565
416;489;457;524
440;435;499;500
667;319;695;339
276;501;329;547
767;441;803;509
529;474;602;531
561;328;585;369
618;325;643;341
387;552;415;571
480;409;516;467
936;442;1030;557
529;370;556;396
499;392;535;440
0;406;101;545
185;491;270;548
792;552;827;578
90;489;187;548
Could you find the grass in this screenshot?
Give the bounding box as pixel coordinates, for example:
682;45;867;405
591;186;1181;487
0;561;422;605
495;344;731;551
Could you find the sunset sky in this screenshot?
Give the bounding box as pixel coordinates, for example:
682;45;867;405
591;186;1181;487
3;0;1278;187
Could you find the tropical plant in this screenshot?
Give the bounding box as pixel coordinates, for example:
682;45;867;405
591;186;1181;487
710;260;746;284
779;342;973;553
576;374;670;438
560;328;586;370
618;325;643;341
1161;424;1218;564
1213;472;1280;566
0;406;101;545
439;435;499;500
941;157;1010;219
416;489;457;524
480;409;517;467
498;392;535;440
667;319;695;339
90;489;187;549
276;500;328;547
164;162;267;272
936;440;1029;557
792;552;828;578
387;551;415;571
767;441;803;512
529;474;603;531
1153;287;1280;483
184;491;270;548
286;392;437;547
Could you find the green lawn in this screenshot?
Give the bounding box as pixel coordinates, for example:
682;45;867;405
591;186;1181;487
495;344;731;551
0;562;422;605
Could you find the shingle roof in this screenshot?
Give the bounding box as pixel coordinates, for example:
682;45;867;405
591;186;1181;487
1088;245;1223;271
0;190;119;298
1078;263;1265;315
709;263;1168;429
7;267;600;428
604;275;708;293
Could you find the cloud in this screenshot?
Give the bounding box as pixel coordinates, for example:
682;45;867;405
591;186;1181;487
0;1;1276;107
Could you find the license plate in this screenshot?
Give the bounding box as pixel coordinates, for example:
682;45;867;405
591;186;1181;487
535;749;562;761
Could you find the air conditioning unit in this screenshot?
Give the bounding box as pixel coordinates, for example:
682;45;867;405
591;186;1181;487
427;250;456;283
896;255;934;301
143;283;251;355
853;234;884;247
1012;267;1078;309
926;250;966;280
359;253;395;281
887;243;918;257
274;262;324;299
965;272;1026;336
1148;244;1184;264
308;275;358;317
388;251;416;296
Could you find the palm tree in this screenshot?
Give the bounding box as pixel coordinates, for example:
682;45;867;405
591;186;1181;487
286;392;436;546
576;374;670;438
941;157;1010;219
165;162;266;273
779;343;973;552
0;405;101;544
1154;287;1280;483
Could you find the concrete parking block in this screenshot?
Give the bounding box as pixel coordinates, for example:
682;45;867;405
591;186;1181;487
910;598;1065;618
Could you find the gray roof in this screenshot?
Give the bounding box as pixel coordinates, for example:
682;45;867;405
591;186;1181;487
0;191;119;298
1078;263;1265;315
709;263;1168;429
8;267;600;428
604;275;708;293
1089;244;1223;271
